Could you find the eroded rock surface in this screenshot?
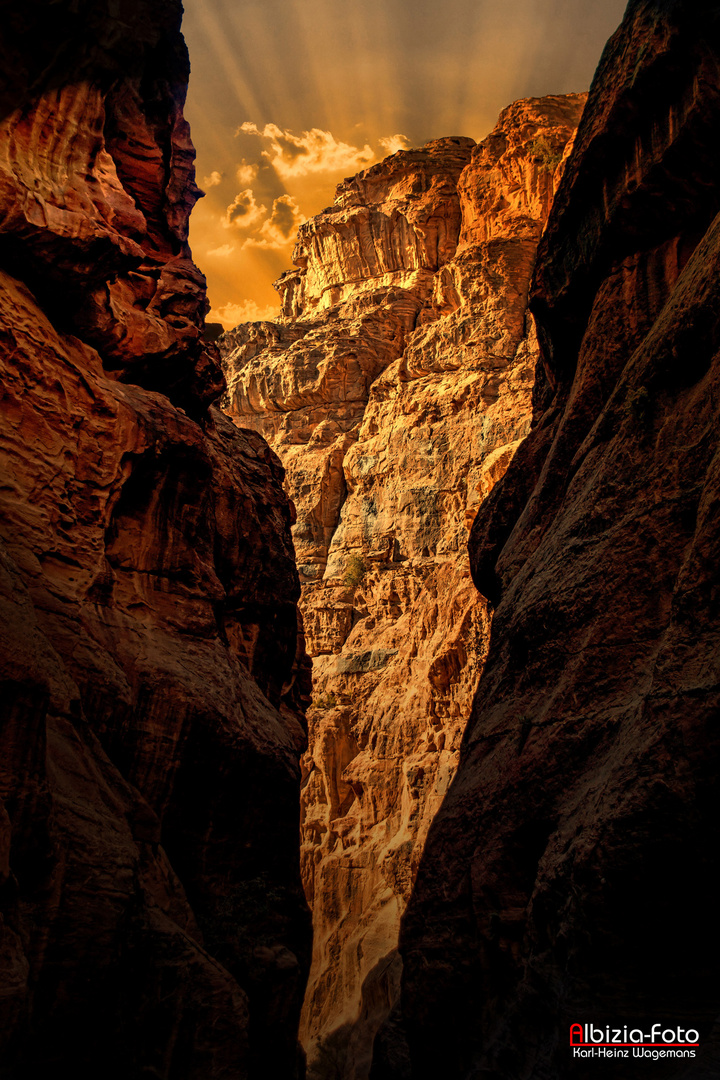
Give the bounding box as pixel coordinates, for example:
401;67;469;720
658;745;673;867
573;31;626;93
0;3;310;1077
396;2;720;1078
221;96;584;1077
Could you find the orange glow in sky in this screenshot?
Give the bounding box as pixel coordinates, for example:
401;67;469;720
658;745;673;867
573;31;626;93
182;0;627;328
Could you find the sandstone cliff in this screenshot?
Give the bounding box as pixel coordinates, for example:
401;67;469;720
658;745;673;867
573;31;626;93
221;95;585;1078
0;3;310;1077
394;2;720;1078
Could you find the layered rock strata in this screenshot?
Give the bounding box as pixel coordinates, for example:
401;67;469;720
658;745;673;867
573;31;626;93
0;3;310;1077
221;96;584;1077
394;2;720;1078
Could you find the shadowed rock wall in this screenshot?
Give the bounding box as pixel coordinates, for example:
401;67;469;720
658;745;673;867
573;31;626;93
0;3;311;1077
395;2;720;1078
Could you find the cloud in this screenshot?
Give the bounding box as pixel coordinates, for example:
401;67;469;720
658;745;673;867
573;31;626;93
239;121;375;179
379;134;411;155
211;299;281;328
244;194;305;250
207;243;236;257
236;160;259;186
202;170;223;188
223;188;267;230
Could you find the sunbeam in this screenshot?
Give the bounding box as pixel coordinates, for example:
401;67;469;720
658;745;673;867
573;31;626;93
183;0;627;325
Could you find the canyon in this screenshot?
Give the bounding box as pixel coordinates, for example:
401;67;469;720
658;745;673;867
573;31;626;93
220;95;585;1077
1;0;719;1078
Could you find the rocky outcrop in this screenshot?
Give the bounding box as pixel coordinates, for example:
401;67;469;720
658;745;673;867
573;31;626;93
0;3;310;1077
274;138;476;321
396;2;720;1078
222;137;477;584
221;96;584;1077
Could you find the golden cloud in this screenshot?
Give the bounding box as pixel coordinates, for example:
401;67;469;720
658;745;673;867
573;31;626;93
245;195;305;251
239;121;375;178
236;160;259;186
211;298;281;328
379;134;411;155
207;243;236;257
223;188;267;230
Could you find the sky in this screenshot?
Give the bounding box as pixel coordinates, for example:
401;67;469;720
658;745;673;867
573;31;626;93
182;0;628;327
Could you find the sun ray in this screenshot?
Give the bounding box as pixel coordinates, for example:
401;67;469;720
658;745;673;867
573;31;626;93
182;0;628;321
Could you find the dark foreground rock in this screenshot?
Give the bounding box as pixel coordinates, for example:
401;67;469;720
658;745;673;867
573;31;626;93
0;2;310;1077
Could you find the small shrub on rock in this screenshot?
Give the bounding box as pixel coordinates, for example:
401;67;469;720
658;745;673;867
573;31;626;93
312;691;338;711
343;552;366;587
529;136;563;170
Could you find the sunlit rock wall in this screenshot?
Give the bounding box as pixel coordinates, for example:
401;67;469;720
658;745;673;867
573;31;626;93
221;93;584;1079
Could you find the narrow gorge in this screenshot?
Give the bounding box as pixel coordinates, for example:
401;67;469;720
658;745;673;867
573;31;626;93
219;95;584;1076
1;1;719;1079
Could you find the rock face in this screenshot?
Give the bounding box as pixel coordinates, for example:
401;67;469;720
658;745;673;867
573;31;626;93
396;2;720;1078
221;96;585;1077
0;3;310;1077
